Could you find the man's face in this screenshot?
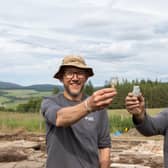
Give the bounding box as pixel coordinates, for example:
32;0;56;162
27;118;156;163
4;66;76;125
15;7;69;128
62;67;88;97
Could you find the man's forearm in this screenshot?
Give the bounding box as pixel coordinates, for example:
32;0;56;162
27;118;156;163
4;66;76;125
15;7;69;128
56;101;89;127
100;160;110;168
99;148;110;168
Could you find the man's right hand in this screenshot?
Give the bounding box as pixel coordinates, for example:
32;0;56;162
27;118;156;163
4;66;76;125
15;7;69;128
86;88;117;112
125;92;145;120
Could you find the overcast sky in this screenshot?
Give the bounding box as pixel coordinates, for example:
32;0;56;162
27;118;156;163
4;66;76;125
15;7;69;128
0;0;168;86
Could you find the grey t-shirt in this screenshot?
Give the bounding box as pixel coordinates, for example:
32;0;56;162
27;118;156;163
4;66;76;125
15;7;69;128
41;93;111;168
133;109;168;167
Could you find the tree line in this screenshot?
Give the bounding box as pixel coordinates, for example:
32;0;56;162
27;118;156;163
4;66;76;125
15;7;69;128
2;79;168;113
53;79;168;109
84;79;168;109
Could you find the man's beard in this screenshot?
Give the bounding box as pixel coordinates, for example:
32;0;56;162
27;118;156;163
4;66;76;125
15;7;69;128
64;84;84;98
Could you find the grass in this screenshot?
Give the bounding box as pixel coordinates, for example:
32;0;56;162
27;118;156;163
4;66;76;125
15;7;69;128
0;97;9;102
108;108;164;133
108;108;163;117
0;111;45;133
3;89;51;97
4;100;28;108
0;89;52;108
3;89;38;96
0;108;164;133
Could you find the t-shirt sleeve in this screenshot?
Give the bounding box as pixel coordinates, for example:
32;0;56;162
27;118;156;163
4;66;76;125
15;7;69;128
41;98;61;126
97;110;111;148
133;109;168;136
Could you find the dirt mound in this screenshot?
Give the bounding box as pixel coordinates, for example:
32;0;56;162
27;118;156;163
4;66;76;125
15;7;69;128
125;128;143;136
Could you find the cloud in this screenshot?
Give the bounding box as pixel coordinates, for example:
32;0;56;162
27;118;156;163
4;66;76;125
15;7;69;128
0;0;168;86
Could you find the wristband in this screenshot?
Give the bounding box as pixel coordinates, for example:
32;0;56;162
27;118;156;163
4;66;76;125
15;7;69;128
84;99;92;113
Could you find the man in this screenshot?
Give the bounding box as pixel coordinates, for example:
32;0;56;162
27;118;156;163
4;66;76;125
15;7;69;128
41;55;117;168
125;92;168;168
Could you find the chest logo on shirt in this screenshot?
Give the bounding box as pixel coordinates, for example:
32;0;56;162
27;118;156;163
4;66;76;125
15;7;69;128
84;116;95;122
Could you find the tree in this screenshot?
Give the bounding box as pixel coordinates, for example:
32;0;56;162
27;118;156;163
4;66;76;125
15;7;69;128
84;80;94;95
16;97;42;113
52;86;60;94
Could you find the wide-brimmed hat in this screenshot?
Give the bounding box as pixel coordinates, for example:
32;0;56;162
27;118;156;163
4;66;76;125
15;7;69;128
53;55;94;79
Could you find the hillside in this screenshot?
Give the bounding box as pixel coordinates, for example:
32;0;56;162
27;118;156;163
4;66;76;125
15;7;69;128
0;81;22;89
0;81;62;91
0;81;63;109
24;84;63;91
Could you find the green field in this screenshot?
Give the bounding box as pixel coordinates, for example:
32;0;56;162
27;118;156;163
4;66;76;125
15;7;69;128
0;111;45;132
0;108;163;133
0;89;52;108
108;108;163;117
108;108;163;132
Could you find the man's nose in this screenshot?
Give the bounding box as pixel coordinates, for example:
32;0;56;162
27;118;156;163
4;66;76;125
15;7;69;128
72;73;79;79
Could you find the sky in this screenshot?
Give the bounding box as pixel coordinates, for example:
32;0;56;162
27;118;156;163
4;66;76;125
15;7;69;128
0;0;168;86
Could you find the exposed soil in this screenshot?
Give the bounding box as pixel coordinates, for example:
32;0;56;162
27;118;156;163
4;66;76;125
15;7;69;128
0;129;164;168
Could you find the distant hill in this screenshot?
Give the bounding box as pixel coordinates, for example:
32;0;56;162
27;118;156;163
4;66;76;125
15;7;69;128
0;81;63;91
0;81;22;89
25;84;63;91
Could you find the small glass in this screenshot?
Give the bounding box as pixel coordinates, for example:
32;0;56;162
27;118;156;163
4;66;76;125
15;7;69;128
110;77;118;88
132;85;141;96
